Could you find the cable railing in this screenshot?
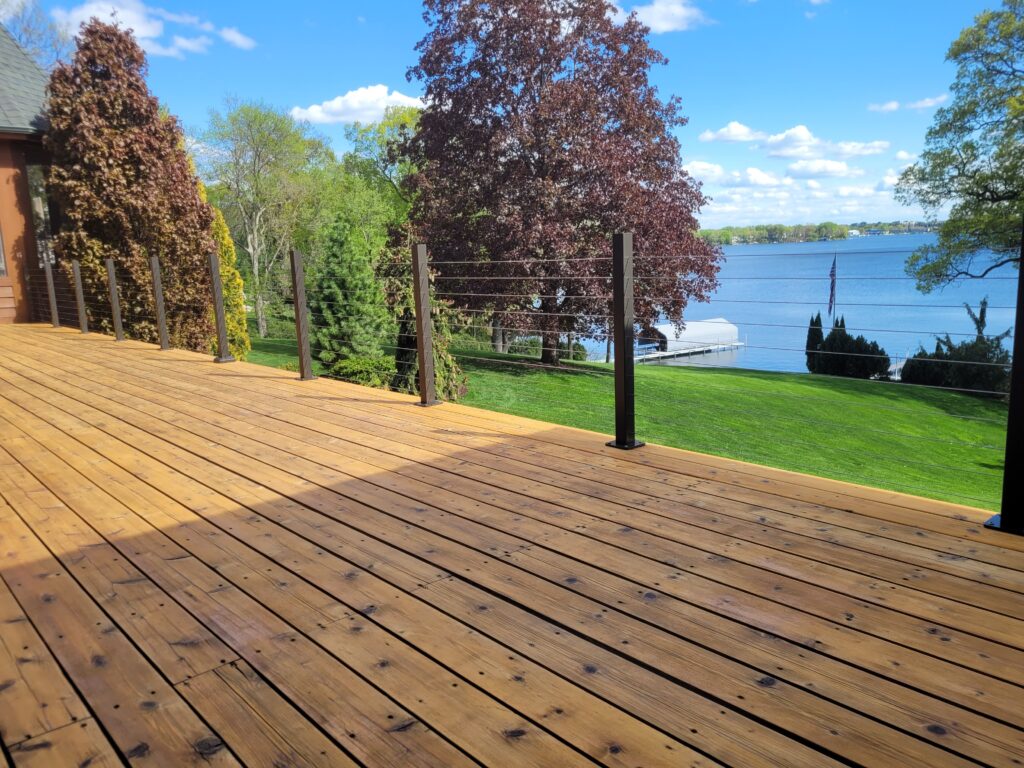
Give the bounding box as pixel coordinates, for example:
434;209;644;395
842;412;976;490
43;231;1021;535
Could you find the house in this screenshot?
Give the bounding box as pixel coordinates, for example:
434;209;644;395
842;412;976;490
0;26;55;324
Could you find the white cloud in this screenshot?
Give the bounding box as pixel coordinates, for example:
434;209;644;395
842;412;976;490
291;85;424;125
895;150;916;162
805;179;822;189
764;125;819;158
219;26;256;50
788;159;863;178
614;0;708;33
868;100;900;113
682;160;725;182
744;167;785;187
170;34;211;54
633;0;707;32
833;140;889;157
876;169;900;191
907;94;948;109
762;125;888;159
838;185;877;198
51;1;255;58
699;121;765;142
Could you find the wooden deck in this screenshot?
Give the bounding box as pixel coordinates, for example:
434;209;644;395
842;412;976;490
0;324;1021;767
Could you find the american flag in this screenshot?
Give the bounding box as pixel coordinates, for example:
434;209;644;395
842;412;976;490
827;255;837;317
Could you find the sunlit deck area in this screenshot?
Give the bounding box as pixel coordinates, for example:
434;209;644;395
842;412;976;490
0;323;1021;767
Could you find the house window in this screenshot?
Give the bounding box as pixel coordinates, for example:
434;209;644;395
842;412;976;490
26;165;54;267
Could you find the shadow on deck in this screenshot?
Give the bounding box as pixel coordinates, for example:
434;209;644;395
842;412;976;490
0;324;1021;767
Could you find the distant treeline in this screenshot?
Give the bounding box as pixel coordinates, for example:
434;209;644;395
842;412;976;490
701;220;939;246
701;222;848;246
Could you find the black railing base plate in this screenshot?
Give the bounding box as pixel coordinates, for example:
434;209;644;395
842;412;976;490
607;440;645;450
984;514;1024;535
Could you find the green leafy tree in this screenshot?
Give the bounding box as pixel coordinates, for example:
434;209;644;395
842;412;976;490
344;105;420;222
805;312;824;372
896;0;1023;291
45;19;214;351
308;217;392;366
201;101;333;337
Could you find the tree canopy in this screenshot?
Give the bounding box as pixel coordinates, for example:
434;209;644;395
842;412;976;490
46;18;215;351
404;0;720;364
896;0;1023;291
0;0;71;70
202;101;333;337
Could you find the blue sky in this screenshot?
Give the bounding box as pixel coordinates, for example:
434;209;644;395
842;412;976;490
29;0;993;227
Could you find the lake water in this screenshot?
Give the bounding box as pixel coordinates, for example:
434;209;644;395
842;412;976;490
636;234;1018;374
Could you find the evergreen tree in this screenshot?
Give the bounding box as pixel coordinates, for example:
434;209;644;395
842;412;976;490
814;319;890;380
805;312;823;372
308;217;392;366
199;181;250;360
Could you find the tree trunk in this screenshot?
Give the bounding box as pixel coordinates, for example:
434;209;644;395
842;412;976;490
539;298;560;365
255;292;268;338
491;315;504;353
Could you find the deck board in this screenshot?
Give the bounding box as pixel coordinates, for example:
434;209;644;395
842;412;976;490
0;324;1021;767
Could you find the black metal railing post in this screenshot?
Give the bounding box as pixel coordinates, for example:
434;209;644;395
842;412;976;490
150;255;170;350
71;259;89;334
290;249;315;381
43;259;59;327
208;252;235;364
987;224;1024;534
608;232;643;450
105;258;124;341
411;243;438;406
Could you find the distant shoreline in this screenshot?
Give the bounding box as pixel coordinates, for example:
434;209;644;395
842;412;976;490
700;221;938;246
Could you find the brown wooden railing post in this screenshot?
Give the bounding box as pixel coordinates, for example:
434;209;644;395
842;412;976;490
105;258;124;341
608;232;643;449
209;252;235;363
987;221;1024;535
71;259;89;334
150;255;170;350
290;249;315;381
411;243;438;406
43;259;59;327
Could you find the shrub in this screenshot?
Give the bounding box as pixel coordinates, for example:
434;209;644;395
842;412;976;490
901;299;1011;395
328;355;397;389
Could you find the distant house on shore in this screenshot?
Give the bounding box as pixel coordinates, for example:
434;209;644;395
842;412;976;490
0;26;58;324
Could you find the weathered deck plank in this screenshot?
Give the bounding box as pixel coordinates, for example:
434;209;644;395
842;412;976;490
0;324;1020;768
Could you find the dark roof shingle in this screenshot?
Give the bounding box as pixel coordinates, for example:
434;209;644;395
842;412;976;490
0;25;48;135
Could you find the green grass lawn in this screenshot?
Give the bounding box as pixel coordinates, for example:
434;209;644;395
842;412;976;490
246;323;1007;510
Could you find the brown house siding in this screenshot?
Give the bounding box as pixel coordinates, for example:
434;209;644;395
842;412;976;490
0;136;36;323
0;136;76;326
